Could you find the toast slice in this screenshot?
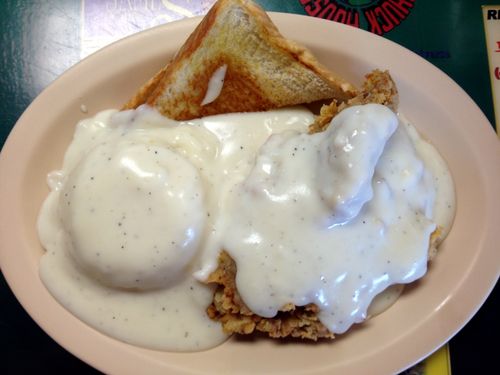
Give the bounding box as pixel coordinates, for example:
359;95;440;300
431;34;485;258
123;0;356;120
205;71;402;340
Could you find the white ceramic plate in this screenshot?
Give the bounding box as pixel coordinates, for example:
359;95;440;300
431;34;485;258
1;13;499;375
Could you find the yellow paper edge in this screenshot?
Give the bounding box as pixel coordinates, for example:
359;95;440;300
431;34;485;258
424;345;451;375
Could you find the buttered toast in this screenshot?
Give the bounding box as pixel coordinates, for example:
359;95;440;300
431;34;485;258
123;0;356;120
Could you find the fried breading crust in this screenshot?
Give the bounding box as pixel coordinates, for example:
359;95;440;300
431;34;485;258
309;69;398;133
205;70;404;340
207;233;442;341
206;251;334;340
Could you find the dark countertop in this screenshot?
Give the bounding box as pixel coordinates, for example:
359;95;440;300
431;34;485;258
0;1;498;373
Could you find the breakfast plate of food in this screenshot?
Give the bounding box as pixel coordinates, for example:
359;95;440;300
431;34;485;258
0;0;499;374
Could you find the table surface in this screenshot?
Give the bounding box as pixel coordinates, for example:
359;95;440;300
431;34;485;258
0;1;498;374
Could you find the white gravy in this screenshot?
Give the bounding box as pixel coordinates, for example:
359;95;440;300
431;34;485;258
38;104;455;350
